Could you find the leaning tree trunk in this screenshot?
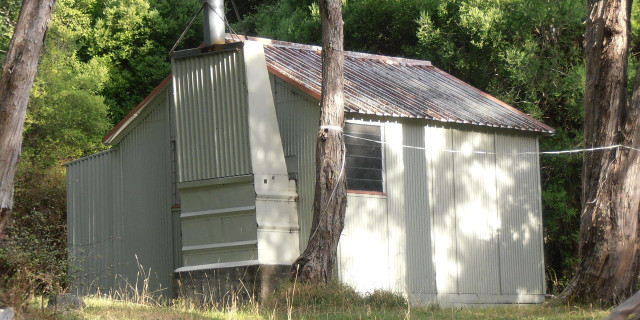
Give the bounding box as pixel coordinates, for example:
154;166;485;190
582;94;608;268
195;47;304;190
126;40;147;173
0;0;56;239
559;0;640;305
290;0;346;283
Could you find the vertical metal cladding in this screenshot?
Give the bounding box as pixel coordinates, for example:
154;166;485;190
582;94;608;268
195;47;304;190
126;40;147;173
427;125;458;294
117;101;174;296
270;75;320;252
427;124;545;299
402;120;435;296
67;93;174;297
339;194;390;293
384;122;407;292
451;128;500;295
495;133;545;295
67;149;118;294
172;49;252;182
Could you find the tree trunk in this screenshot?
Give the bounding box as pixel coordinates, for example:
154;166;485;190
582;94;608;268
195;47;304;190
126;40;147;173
559;0;640;305
605;291;640;320
290;0;346;283
0;0;56;240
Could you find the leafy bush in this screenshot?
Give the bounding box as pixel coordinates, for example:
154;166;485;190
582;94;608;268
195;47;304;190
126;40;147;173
0;164;69;309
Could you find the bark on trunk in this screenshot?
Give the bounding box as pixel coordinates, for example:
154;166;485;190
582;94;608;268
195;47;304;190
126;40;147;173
605;291;640;320
559;0;640;305
0;0;56;239
290;0;346;283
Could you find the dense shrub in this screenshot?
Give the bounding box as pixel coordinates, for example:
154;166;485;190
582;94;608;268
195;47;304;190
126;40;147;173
0;164;69;309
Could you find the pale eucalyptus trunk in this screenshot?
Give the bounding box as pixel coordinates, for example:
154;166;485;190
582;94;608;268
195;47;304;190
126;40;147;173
0;0;56;240
290;0;346;283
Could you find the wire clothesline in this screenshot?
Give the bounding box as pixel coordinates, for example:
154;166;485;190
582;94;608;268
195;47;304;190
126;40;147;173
344;134;640;156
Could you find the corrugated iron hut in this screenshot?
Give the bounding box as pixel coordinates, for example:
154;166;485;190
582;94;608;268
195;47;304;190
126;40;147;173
66;10;553;305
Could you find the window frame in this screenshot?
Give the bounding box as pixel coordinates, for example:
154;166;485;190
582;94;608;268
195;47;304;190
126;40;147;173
344;120;386;196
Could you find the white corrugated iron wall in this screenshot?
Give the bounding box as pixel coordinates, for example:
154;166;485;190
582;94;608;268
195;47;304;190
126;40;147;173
453;128;500;295
385;121;408;292
427;125;458;294
171;49;251;182
427;125;545;301
402;120;436;298
270;76;544;302
339;194;390;292
495;133;545;295
67;91;175;297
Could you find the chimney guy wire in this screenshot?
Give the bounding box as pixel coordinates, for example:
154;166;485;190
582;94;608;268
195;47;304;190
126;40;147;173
169;3;205;57
229;0;248;41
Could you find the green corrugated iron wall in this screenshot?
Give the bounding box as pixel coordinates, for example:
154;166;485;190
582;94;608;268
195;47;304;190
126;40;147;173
172;47;260;269
271;75;545;304
270;75;319;252
67;149;119;293
171;48;252;183
67;88;175;297
178;176;257;267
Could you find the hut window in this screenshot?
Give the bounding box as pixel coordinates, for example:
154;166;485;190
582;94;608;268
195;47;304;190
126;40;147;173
345;122;384;193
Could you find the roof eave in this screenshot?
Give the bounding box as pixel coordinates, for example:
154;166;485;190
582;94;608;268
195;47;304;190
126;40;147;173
102;75;172;145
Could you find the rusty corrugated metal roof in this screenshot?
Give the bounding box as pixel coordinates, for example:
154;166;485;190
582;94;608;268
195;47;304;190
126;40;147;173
261;39;554;134
103;37;554;144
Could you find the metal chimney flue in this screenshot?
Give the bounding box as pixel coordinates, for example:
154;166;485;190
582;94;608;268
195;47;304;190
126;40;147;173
204;0;225;45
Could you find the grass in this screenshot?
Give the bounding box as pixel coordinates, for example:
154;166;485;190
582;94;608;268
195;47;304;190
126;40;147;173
21;296;610;320
20;296;611;319
19;282;610;319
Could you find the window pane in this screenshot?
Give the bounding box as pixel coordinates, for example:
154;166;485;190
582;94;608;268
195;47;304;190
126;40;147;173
347;179;384;192
346;156;383;169
345;123;383;193
347;167;383;181
345;144;382;158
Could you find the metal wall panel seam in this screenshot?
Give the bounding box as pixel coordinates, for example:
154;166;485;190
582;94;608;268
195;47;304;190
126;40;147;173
425;125;439;295
536;137;546;294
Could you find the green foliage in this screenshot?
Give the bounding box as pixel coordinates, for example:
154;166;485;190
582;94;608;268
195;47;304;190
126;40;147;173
0;0;20;63
0;164;69;309
242;0;320;44
79;0;204;124
25;26;110;166
342;0;425;55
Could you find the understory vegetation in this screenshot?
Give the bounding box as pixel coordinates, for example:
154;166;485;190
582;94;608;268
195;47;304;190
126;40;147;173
2;0;640;312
